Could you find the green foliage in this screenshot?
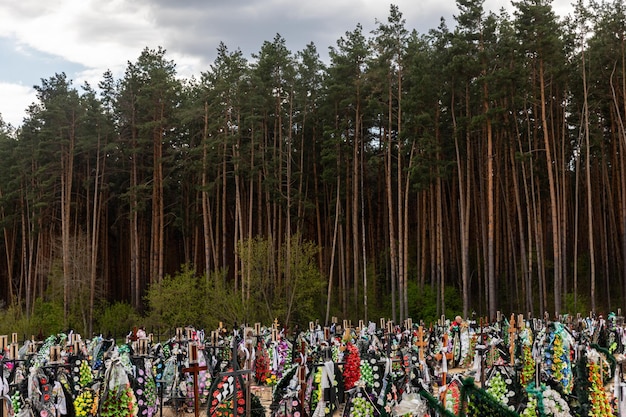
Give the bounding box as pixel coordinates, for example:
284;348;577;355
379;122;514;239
282;236;327;325
204;269;247;329
0;300;63;337
407;282;463;324
43;245;97;335
145;265;254;331
250;394;266;417
144;243;326;331
0;304;28;336
563;292;589;317
144;264;211;329
237;234;326;327
347;268;465;324
0;299;64;337
29;299;65;335
97;302;138;337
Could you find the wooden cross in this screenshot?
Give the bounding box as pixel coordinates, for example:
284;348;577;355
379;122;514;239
9;343;18;360
182;343;208;417
0;340;7;417
441;349;448;386
244;335;257;417
128;327;138;343
295;335;307;412
442;332;453;381
415;326;427;364
508;314;516;366
442;333;453;361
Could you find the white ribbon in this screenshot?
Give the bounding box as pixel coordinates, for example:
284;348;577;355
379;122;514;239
241;345;250;362
312;360;336;417
383;357;392;378
472;346;483;375
0;375;8;398
54;381;67;415
271;343;279;371
420;360;431;384
321;360;335;389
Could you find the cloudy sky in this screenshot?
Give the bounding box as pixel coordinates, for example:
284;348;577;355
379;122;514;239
0;0;574;128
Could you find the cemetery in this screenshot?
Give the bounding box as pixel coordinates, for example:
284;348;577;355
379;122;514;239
0;312;623;416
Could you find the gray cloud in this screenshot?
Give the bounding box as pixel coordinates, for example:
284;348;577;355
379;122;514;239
134;0;454;65
0;0;575;127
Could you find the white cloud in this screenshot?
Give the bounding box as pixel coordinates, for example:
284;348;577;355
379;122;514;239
0;0;577;128
0;0;577;77
0;0;160;69
0;83;36;128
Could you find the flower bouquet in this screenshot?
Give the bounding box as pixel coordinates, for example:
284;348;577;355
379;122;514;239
349;395;375;416
10;390;22;415
359;359;374;389
209;370;246;416
343;343;361;390
269;339;292;380
522;383;572;417
542;324;573;394
265;373;278;387
74;389;98;417
342;384;377;417
99;384;138;417
444;378;462;415
100;359;138;417
520;332;535;387
255;343;271;384
71;359;94;393
132;358;158;417
587;352;615;417
542;386;571;417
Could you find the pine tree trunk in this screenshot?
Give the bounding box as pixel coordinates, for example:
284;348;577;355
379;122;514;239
89;132;105;335
326;181;341;324
539;59;562;315
385;123;398;322
352;96;360;319
582;46;596;313
61;116;76;325
485;82;496;320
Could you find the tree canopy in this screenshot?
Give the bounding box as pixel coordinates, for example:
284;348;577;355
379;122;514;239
1;1;625;334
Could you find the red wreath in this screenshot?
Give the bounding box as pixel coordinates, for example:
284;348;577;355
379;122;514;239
255;342;271;383
343;343;361;390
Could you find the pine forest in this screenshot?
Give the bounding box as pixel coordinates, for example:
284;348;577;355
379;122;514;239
0;0;625;336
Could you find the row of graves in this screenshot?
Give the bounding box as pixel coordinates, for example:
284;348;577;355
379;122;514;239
1;312;626;417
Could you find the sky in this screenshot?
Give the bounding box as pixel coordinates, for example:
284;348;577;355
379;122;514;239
0;0;574;129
